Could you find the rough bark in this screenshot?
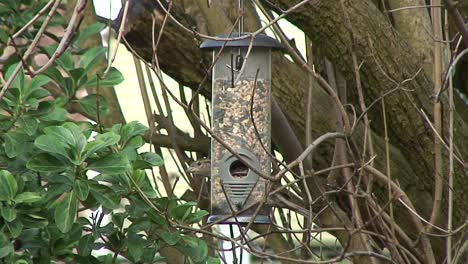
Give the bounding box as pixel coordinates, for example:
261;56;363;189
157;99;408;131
387;0;433;77
268;0;468;223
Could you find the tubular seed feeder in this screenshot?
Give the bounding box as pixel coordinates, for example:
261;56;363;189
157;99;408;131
200;33;283;224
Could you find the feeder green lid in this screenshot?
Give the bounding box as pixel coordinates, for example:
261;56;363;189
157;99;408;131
200;33;283;50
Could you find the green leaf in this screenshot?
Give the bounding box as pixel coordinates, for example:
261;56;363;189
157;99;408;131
74;179;89;201
0;170;18;201
43;125;76;144
87;153;130;175
161;231;181;246
147;210;166;226
70;68;87;89
0;233;14;258
34;134;69;158
28;87;51;100
78;234;94;256
42;45;74;70
5;62;24;90
134;152;164;169
55;191;77;233
61;77;75;97
40;106;68;121
16;116;38;136
82;132;120;161
1;207;17;222
74;22;106;47
3;131;30;158
20;214;48;228
14;192;42;204
131;170;157;199
38;123;87;163
0;28;8;43
62;122;88;158
89;184;120;210
185;210;209;224
77;94;110;121
127;195;149;217
80;47;107;71
127;234;145;262
27;153;70;172
25;75;50;98
120;121;148;144
178;236;208;263
170;202;196;222
86;67;124;87
6;219;23;238
43;67;66;89
111;212;127;229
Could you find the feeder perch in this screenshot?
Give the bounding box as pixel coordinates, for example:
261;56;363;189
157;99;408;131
200;33;283;224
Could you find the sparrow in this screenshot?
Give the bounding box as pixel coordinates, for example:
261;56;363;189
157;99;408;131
186;159;311;218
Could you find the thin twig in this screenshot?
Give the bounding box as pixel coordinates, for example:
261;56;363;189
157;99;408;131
427;0;444;234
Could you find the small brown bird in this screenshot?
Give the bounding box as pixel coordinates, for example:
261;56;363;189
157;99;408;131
186;158;211;177
186;159;311;218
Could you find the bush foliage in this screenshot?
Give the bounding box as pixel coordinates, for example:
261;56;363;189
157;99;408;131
0;1;215;263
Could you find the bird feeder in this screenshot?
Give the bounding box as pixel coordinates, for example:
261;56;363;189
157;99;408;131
200;33;283;224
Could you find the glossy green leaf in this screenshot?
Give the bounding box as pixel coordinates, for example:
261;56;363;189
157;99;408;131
74;179;89;201
161;231;181;246
86;67;124;87
40;106;68;121
43;67;66;89
1;207;17;222
43;125;75;145
14;192;42;204
19;214;49;228
6;219;23;238
0;170;18;201
27;153;70;172
127;234;145;262
0;28;8;42
185;210;209;224
170;202;196;222
87;153;130;175
0;233;14;258
3;131;30;158
54;191;77;233
78;234;94;256
25;75;50;98
178;236;208;263
120;121;148;144
16;116;38;136
80;47;106;71
82;132;119;161
70;68;87;89
131;170;157;199
134;152;164;169
5;63;24;90
77;94;110;122
89;184;120;210
74;22;105;47
28;87;51;100
62;122;88;158
111;212;127;229
34;134;69;158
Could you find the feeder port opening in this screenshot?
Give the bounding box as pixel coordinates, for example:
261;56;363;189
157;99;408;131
229;160;249;178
